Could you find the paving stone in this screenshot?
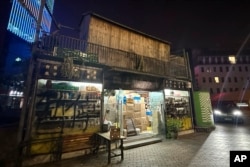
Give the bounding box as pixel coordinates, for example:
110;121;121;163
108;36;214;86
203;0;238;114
31;124;250;167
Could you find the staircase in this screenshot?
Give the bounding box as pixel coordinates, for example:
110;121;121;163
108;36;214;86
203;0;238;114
123;132;162;150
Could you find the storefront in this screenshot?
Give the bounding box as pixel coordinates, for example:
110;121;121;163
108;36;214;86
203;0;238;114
164;79;194;138
102;73;194;139
101;69;166;138
20;56;104;165
19;56;192;165
103;89;165;138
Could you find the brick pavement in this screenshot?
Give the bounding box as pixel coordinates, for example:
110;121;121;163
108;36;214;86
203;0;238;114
30;123;250;167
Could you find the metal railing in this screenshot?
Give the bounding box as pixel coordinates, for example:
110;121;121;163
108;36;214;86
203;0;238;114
36;35;190;79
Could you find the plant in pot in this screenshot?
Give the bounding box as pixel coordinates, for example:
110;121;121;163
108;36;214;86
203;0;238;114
166;117;182;139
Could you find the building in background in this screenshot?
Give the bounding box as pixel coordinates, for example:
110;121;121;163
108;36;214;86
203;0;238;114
4;0;54;75
191;49;250;105
0;0;54;112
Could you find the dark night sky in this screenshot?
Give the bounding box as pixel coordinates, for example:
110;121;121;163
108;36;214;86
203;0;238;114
52;0;250;50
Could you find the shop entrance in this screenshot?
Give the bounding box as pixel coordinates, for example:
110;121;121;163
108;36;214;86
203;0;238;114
103;89;165;138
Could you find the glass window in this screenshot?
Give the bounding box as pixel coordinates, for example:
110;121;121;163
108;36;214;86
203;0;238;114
217;88;220;93
206;67;211;73
202;77;206;83
239;66;242;72
213;67;216;72
214;77;220;83
234;77;238;82
209;77;212;83
219;66;223;72
201;67;204;72
228;55;236;64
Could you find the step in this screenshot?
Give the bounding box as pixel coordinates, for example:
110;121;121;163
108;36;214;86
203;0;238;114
123;133;156;143
123;137;162;150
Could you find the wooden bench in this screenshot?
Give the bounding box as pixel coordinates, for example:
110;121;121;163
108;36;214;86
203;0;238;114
62;134;95;154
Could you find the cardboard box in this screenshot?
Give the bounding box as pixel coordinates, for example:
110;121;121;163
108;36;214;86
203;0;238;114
133;112;141;118
126;104;134;111
133;118;141;125
110;126;120;140
124;111;134;118
134;103;141;111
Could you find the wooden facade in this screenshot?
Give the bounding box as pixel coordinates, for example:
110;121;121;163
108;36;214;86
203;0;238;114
79;12;171;62
18;12;192;166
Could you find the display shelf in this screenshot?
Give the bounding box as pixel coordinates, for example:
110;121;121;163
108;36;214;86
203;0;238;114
34;79;102;134
165;96;190;118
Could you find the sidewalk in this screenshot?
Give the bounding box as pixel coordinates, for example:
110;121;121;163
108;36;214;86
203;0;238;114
31;132;211;167
29;123;250;167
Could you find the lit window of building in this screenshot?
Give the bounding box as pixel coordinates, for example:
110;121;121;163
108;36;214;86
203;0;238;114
228;55;236;64
214;77;220;83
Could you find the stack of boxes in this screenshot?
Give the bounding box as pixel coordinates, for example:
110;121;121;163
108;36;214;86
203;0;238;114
123;97;149;132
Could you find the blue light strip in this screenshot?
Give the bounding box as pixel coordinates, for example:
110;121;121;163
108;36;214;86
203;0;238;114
7;0;54;43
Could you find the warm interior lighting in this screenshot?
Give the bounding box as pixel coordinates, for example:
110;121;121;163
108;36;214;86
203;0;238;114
228;55;236;64
214;77;220;83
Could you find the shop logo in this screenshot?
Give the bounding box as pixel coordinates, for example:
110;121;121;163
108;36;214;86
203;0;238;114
230;151;250;167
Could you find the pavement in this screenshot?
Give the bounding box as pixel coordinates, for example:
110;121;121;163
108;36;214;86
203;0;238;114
30;122;250;167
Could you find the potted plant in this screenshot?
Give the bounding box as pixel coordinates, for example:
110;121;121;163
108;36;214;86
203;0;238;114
166;117;182;139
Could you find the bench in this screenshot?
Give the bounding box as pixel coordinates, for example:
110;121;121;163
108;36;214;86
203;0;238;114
62;134;95;154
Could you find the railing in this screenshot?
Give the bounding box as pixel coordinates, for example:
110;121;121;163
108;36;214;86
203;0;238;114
36;35;190;79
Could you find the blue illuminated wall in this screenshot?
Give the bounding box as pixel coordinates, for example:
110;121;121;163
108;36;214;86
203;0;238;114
4;33;32;75
7;0;54;43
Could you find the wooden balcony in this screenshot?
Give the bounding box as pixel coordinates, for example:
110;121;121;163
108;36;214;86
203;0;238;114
35;35;190;80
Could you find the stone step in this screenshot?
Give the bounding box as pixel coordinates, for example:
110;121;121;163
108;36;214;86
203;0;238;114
123;137;162;150
123;133;156;143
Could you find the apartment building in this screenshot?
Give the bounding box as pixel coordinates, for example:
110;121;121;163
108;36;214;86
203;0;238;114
191;49;250;103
